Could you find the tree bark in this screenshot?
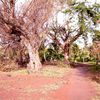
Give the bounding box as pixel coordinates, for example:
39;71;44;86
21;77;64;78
64;52;69;61
96;54;99;70
96;54;99;65
64;44;70;65
23;39;42;72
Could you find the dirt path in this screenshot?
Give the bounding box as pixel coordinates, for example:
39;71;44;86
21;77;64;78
48;67;95;100
0;66;96;100
66;67;95;100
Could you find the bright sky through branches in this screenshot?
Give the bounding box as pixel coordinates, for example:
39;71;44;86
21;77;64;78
57;0;100;48
16;0;100;49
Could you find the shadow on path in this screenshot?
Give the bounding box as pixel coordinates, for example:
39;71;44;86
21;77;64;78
65;65;96;100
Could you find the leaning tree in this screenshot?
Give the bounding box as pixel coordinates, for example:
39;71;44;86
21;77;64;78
0;0;54;71
49;1;100;62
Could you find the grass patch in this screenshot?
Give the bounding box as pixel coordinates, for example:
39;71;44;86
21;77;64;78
88;62;96;65
2;65;71;77
88;65;100;84
40;67;70;77
24;80;68;95
57;61;69;68
92;82;100;100
10;69;28;75
89;65;100;73
3;69;28;76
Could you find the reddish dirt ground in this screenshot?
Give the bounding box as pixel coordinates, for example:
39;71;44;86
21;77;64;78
0;66;96;100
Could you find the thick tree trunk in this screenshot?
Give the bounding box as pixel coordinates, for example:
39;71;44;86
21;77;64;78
96;54;99;65
64;52;69;61
28;50;42;72
64;52;70;67
23;40;42;72
96;54;99;70
64;47;70;66
64;44;70;65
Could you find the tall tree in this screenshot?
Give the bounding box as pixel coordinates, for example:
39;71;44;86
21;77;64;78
49;1;100;63
0;0;53;71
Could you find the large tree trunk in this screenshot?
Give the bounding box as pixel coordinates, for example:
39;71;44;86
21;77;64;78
64;52;69;61
23;39;42;72
64;44;70;65
96;54;99;65
96;54;99;70
64;44;69;60
64;52;70;65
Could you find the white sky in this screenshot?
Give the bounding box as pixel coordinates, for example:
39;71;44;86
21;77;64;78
78;0;100;3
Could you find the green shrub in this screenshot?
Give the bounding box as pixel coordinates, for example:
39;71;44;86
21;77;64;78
39;44;64;63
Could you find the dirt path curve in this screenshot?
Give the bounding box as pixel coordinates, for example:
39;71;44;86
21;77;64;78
0;66;96;100
66;67;95;100
49;67;95;100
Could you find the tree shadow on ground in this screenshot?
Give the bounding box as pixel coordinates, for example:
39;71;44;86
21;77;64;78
70;62;100;84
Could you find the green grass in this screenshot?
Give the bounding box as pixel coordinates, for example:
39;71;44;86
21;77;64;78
88;61;96;65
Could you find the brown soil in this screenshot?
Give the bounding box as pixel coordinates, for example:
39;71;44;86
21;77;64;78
0;65;96;100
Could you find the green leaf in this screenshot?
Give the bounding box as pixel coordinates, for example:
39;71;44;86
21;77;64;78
63;9;71;13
